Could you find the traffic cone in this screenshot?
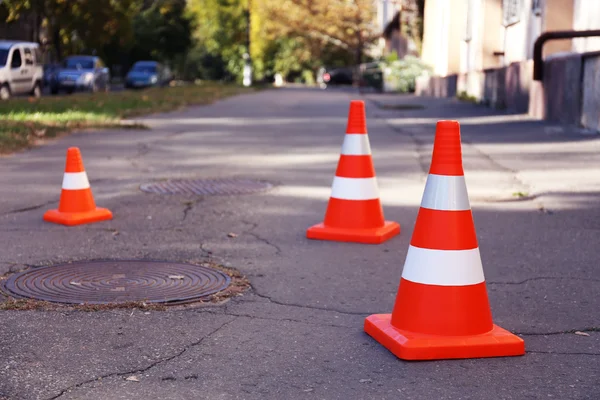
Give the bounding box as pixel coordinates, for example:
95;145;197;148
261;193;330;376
364;120;524;360
306;100;400;244
43;147;113;226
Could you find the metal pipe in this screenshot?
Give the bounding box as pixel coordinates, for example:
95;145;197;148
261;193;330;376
533;29;600;81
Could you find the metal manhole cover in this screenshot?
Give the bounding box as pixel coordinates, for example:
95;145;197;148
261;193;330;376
140;178;273;195
2;260;231;305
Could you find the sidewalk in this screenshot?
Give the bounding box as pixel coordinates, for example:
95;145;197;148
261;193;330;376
0;88;598;400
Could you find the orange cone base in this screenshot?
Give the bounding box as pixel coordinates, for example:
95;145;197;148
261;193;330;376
43;208;113;226
306;221;400;244
364;314;525;360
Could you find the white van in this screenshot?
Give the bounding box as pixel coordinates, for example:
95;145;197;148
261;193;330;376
0;41;44;100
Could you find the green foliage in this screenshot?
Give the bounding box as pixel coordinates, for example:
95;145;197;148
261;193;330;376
181;45;227;81
0;83;255;153
381;56;431;93
3;0;140;60
189;0;249;82
131;0;192;65
457;91;478;103
301;70;315;85
2;0;192;77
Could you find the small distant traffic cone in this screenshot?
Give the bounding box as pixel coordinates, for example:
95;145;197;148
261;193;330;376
43;147;112;226
364;120;524;360
306;100;400;244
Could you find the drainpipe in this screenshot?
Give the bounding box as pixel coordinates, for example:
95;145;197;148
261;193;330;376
533;29;600;81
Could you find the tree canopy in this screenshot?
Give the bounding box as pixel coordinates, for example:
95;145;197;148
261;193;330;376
2;0;386;81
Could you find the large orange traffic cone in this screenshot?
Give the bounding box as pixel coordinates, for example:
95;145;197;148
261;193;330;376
364;120;524;360
44;147;113;226
307;101;400;244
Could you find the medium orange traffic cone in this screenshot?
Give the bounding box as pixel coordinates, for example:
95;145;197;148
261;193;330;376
364;120;524;360
307;100;400;244
44;147;113;226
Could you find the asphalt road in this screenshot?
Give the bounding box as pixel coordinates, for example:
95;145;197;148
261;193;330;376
0;88;598;399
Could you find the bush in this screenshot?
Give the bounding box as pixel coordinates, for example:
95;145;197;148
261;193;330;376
381;56;431;93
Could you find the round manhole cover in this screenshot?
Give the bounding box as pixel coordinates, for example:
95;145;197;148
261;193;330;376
2;260;231;305
140;178;273;195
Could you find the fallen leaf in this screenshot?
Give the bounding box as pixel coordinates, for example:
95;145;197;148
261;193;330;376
126;376;140;382
227;232;238;238
574;331;590;337
147;216;152;220
168;275;185;280
359;379;372;383
303;388;314;392
70;282;82;286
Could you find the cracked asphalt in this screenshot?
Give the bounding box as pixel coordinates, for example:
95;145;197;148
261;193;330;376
0;88;599;400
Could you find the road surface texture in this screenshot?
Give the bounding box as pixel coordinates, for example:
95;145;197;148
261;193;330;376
0;88;598;400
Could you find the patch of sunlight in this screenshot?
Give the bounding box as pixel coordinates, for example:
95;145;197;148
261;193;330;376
1;111;116;123
385;114;536;126
134;117;344;126
273;183;425;207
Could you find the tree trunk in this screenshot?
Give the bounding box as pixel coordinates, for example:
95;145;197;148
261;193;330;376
52;25;62;61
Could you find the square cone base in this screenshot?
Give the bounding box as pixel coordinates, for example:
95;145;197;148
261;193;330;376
306;221;400;244
365;314;525;360
43;207;113;226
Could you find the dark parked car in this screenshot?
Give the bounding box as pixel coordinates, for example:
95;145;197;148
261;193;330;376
318;67;354;88
50;56;110;94
125;61;172;89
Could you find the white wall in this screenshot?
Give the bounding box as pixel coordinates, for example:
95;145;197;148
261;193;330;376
572;0;600;53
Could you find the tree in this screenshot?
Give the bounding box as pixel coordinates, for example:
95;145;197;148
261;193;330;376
188;0;250;81
2;0;141;61
130;0;193;67
263;0;378;68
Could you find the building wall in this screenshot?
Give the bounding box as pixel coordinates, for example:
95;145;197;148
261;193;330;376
543;0;575;57
572;0;600;53
421;0;466;76
421;0;448;75
482;0;504;69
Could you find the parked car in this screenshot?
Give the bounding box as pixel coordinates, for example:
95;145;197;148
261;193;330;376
43;63;60;87
318;67;354;88
0;41;44;100
50;55;110;94
125;61;172;89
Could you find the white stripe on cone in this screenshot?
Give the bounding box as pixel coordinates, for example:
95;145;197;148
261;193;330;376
401;245;485;286
330;177;379;200
420;174;471;211
62;172;91;190
341;134;372;155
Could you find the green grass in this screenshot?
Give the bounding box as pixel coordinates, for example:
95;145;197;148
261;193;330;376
0;82;257;154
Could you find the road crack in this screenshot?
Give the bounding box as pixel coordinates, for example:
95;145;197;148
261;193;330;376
3;200;55;216
527;350;599;356
250;290;370;316
196;309;354;329
488;276;600;285
516;327;599;336
241;220;282;255
181;199;203;222
47;316;237;400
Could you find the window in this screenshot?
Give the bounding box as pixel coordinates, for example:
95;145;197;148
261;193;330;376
63;58;94;69
23;48;33;66
503;0;523;27
0;49;8;67
34;47;43;65
11;48;22;68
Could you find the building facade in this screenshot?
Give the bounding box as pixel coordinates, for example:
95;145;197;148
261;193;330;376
416;0;600;131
